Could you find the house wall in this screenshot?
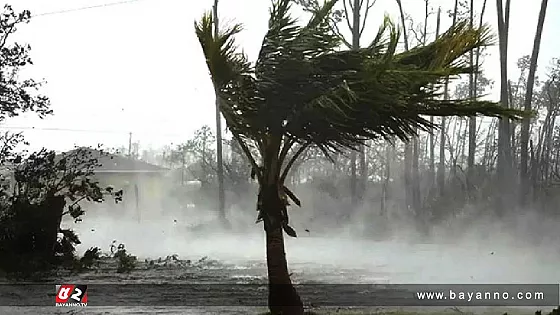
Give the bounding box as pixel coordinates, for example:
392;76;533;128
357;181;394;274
92;172;167;220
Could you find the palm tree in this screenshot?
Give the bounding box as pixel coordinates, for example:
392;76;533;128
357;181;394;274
195;1;525;314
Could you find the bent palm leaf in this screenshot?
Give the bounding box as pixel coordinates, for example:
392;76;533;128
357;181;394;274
194;0;527;206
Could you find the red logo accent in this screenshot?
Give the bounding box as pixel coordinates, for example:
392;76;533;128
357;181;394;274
82;291;88;303
56;285;75;303
56;284;88;304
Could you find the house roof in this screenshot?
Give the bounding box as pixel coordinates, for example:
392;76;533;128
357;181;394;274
61;147;169;173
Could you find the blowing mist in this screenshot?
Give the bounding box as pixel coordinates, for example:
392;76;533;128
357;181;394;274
70;137;560;286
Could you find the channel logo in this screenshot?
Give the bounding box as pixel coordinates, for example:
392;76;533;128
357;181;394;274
55;284;88;307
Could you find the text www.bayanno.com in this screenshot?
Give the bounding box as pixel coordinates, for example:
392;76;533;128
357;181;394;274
416;290;545;303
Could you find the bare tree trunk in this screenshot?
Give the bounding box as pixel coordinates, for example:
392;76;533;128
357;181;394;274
381;143;392;216
349;0;361;207
428;7;441;192
181;147;186;186
453;118;464;176
411;0;430;215
496;0;513;215
213;0;227;224
544;113;557;182
437;0;459;196
359;142;367;199
469;0;488;191
467;0;476;179
412;138;420;212
519;0;548;205
429;114;435;187
350;150;357;205
395;0;413;211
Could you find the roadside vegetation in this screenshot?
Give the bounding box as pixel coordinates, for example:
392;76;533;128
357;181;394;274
0;4;126;280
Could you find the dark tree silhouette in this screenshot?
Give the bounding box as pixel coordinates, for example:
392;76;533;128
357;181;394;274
0;5;122;277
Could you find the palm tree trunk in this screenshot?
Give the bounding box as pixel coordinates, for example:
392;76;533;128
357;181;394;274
260;183;304;315
266;228;303;314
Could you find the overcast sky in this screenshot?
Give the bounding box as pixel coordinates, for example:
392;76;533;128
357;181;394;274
3;0;559;153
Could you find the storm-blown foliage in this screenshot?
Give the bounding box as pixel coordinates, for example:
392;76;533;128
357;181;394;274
0;147;124;277
195;0;524;156
195;0;527;235
0;5;51;121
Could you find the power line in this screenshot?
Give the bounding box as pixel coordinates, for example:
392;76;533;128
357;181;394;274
31;0;149;18
0;126;126;134
0;126;186;138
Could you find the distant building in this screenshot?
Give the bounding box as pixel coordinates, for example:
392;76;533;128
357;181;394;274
60;147;170;221
2;148;173;221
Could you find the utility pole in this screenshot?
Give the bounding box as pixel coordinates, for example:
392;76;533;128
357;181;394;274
135;184;140;223
128;132;132;158
213;0;227;226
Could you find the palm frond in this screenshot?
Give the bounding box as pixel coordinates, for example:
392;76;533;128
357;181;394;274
194;12;249;87
252;0;342;135
283;17;526;151
195;1;529;158
194;12;262;140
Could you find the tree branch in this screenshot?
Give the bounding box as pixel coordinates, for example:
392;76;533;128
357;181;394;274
342;0;354;33
330;17;352;48
278;136;295;172
347;0;354;12
473;0;488;97
406;16;423;46
0;11;28;50
0;24;15;50
231;131;263;183
280;142;311;184
395;0;410;50
62;195;88;216
359;0;377;37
